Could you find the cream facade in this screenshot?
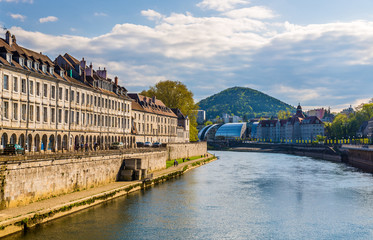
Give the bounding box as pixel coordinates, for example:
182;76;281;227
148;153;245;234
0;31;134;152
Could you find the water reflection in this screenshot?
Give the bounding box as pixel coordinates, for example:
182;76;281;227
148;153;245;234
5;151;373;240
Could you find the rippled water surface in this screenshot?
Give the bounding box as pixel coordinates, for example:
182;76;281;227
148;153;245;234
6;151;373;240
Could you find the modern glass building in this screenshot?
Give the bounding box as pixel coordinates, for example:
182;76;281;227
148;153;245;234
215;123;246;139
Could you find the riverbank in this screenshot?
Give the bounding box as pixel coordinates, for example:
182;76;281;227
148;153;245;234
0;153;217;238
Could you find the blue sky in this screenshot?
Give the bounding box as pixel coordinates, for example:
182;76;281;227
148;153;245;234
1;0;373;111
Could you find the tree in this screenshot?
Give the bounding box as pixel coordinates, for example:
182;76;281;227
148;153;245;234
140;80;199;141
278;110;291;120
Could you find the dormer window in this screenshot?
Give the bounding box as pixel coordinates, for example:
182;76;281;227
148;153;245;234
60;70;64;78
27;60;32;68
49;67;54;75
42;65;47;73
6;53;12;63
34;62;39;70
19;57;25;67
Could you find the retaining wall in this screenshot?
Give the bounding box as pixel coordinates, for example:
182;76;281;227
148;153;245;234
167;142;207;160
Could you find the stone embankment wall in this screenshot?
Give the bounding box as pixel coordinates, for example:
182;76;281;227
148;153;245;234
167;142;207;160
0;142;207;209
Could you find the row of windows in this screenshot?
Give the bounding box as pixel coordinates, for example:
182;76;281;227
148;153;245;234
2;74;130;113
134;112;175;124
2;101;131;129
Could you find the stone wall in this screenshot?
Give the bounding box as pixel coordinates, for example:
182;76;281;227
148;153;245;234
167;142;207;160
0;150;167;209
0;143;207;209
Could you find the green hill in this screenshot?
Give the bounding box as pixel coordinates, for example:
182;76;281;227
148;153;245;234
198;87;294;119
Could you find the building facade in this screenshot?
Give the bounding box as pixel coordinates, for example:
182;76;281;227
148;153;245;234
257;104;324;142
129;94;178;143
0;31;132;152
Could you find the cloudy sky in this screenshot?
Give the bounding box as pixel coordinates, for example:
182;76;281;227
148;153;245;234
1;0;373;111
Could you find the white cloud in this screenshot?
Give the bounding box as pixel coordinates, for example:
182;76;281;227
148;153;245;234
39;16;58;23
10;13;26;22
223;6;276;19
197;0;250;12
94;12;107;17
141;9;163;21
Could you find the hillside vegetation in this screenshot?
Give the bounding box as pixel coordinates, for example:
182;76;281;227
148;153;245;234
198;87;294;119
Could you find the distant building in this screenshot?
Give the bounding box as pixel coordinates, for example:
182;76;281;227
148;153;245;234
341;105;355;115
196;110;206;124
222;113;242;123
257;104;324;141
306;108;325;119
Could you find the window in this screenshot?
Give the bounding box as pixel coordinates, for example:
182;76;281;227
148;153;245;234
34;62;39;70
71;90;75;101
60;70;64;78
21;79;26;93
64;110;68;124
43;107;48;122
3;75;9;90
58;87;62;100
27;60;32;68
29;81;34;95
94;114;97;126
105;99;108;108
21;104;26;121
43;84;48;97
42;65;47;73
82;113;85;125
36;82;40;96
76;112;79;124
51;108;55;123
94;96;97;106
6;53;12;63
76;92;80;104
49;67;54;75
87;94;89;105
19;58;24;67
3;101;9;119
51;85;56;99
82;93;85;104
13;77;18;92
71;111;74;123
29;105;34;121
98;97;100;107
36;106;40;122
65;89;69;101
13;102;18;120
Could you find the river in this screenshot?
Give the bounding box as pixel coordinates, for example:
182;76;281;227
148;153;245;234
5;151;373;240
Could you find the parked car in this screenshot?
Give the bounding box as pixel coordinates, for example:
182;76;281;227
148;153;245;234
152;142;162;148
109;142;124;150
144;142;152;147
4;144;25;155
136;142;145;147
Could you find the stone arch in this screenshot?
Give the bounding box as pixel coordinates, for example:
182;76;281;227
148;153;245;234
27;134;32;152
80;135;84;145
41;134;47;151
86;135;89;144
10;133;17;144
49;134;55;151
74;135;79;150
34;134;40;152
18;134;25;148
1;133;8;148
57;134;62;151
62;135;68;151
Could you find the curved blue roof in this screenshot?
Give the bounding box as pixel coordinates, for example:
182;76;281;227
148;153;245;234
198;125;211;140
215;123;246;139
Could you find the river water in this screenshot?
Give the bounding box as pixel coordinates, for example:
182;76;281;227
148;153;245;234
6;151;373;240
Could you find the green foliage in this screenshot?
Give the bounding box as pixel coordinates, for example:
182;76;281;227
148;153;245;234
198;87;294;119
327;103;373;139
204;120;213;126
278;110;292;120
141;80;199;141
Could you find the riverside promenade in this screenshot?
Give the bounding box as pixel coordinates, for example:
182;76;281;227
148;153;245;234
0;153;217;238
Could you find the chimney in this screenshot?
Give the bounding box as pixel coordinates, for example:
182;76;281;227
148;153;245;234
11;35;16;44
5;31;12;46
80;57;86;69
114;76;118;86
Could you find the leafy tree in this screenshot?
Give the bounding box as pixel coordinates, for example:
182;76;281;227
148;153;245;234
278;110;291;120
140;80;199;141
205;120;213;126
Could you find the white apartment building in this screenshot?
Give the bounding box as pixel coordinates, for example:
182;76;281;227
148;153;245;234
0;31;134;152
